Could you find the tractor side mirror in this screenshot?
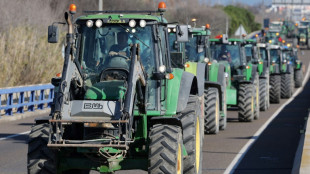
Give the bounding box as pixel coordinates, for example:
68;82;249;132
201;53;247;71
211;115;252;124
176;25;189;42
48;25;59;43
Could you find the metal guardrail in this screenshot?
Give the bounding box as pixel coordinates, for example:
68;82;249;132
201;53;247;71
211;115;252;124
0;84;54;116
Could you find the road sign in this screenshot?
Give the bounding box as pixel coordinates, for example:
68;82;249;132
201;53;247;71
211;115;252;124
234;24;247;36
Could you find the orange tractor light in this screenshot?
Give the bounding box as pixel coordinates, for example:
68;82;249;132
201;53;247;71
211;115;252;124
205;24;210;29
69;4;76;14
56;73;61;77
158;2;167;12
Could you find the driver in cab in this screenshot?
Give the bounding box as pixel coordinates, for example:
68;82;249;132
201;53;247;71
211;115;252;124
109;31;130;57
218;48;231;63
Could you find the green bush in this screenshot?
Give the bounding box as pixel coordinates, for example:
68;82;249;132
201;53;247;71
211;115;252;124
224;5;261;36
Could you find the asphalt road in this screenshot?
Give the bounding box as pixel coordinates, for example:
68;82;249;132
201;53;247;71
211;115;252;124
0;50;309;174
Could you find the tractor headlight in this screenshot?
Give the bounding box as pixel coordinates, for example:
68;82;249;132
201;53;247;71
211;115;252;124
139;20;146;28
86;20;93;28
204;58;209;63
159;65;166;73
129;19;136;28
95;20;103;28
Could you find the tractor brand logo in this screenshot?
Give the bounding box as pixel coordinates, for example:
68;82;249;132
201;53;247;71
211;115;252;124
84;103;103;109
107;19;126;23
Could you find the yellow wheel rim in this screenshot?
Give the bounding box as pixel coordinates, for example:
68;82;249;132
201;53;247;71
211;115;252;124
177;144;182;174
196;117;200;173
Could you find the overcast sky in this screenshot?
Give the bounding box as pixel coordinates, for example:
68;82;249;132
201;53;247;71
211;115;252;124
207;0;272;6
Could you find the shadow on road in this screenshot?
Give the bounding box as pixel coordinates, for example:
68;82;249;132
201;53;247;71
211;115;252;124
233;78;310;173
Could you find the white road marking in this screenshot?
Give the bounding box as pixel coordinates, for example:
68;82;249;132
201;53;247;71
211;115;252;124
0;131;30;141
224;64;310;174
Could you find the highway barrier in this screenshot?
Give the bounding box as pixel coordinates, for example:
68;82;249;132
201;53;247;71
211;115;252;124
0;84;54;116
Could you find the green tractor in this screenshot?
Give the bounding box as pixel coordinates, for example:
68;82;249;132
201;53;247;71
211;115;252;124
185;26;228;134
210;36;260;122
282;20;296;38
296;25;310;49
282;45;303;88
167;24;228;134
269;44;294;100
244;39;270;111
28;3;204;174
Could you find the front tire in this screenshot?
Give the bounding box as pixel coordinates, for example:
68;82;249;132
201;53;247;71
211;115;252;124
27;123;56;174
281;73;293;98
148;124;183;174
238;84;255;122
204;88;220;134
295;69;303;88
270;75;281;103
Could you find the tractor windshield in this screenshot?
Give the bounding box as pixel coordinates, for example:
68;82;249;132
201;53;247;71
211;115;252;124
298;28;307;34
77;24;158;109
185;36;205;62
282;50;295;62
270;49;281;64
210;44;241;67
300;21;310;27
258;47;268;61
245;45;253;60
79;25;155;76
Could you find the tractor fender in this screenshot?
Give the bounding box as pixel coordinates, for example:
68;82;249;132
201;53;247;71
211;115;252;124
205;81;223;110
35;116;50;124
176;71;195;112
196;62;206;97
150;117;183;130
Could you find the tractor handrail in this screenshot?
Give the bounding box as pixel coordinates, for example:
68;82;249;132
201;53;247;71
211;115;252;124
0;84;54;116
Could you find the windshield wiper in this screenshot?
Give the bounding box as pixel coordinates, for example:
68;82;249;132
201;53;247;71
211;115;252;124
118;24;150;49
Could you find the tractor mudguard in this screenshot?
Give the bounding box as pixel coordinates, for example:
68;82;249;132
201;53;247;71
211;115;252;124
204;81;223;110
35;116;50;124
176;71;195;112
196;62;206;97
150;117;183;129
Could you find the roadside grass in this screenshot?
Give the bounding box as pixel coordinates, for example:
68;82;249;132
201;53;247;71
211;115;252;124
0;26;64;87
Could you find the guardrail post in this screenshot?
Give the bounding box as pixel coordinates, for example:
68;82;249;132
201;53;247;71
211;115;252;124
28;91;35;112
17;92;25;114
48;89;54;108
38;89;45;110
5;93;13;115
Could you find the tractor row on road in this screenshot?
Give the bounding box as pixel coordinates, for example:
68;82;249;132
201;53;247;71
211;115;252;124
27;2;304;174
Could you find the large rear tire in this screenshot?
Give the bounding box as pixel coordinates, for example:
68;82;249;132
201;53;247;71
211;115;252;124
270;75;281;103
295;69;303;88
238;84;255;122
259;78;268;111
179;95;202;174
148;124;183;174
281;73;293;98
204;88;220;134
27;123;56;174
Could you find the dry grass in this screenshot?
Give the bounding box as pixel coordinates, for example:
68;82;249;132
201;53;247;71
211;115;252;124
0;26;63;87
